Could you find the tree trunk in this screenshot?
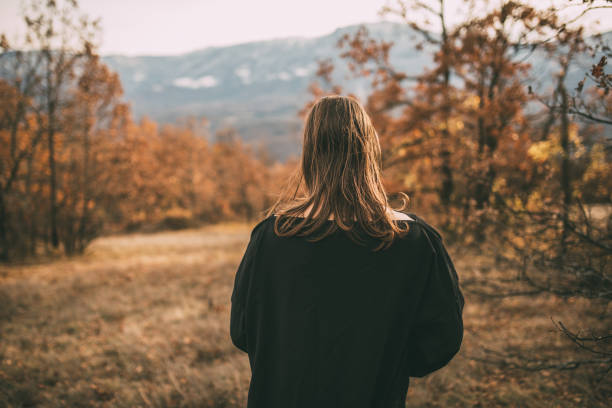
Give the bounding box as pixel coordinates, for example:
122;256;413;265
77;119;91;253
558;73;571;256
438;2;454;207
48;107;59;249
0;190;8;261
475;80;489;210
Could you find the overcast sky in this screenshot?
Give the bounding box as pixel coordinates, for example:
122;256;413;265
1;0;610;56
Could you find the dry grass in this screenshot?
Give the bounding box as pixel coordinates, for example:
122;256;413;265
0;222;608;407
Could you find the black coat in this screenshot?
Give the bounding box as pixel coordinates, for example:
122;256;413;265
230;212;465;408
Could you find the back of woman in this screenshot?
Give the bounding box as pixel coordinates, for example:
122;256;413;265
230;95;464;408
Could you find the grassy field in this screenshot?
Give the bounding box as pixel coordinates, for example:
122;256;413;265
0;221;608;407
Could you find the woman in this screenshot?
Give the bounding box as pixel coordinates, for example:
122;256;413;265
230;95;464;408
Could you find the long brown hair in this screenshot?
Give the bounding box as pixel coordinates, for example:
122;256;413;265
265;95;411;251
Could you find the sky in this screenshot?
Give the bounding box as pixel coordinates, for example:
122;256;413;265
1;0;611;56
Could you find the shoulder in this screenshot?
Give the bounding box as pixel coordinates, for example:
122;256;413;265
249;214;274;240
406;213;442;240
404;213;445;254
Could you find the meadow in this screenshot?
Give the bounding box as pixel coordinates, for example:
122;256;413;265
0;221;608;407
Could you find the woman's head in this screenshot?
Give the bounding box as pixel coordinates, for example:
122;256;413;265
301;95;381;195
266;95;410;251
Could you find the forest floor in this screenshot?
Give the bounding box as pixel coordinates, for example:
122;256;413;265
0;221;609;407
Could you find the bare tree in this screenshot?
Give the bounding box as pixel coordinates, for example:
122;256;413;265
19;0;100;249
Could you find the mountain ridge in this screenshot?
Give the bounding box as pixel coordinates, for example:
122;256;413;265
101;21;431;160
15;21;603;162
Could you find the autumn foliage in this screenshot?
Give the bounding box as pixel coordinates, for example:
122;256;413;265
107;118;284;232
0;78;285;259
0;1;289;260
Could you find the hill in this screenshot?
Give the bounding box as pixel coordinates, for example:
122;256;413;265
97;24;609;160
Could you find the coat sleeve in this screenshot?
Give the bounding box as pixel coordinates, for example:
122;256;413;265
230;223;264;353
407;222;465;377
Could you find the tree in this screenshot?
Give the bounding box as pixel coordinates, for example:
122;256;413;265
381;0;456;206
469;19;612;376
58;52;125;253
18;0;100;249
0;0;125;258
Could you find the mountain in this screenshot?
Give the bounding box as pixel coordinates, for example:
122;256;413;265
101;22;432;161
97;23;610;161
